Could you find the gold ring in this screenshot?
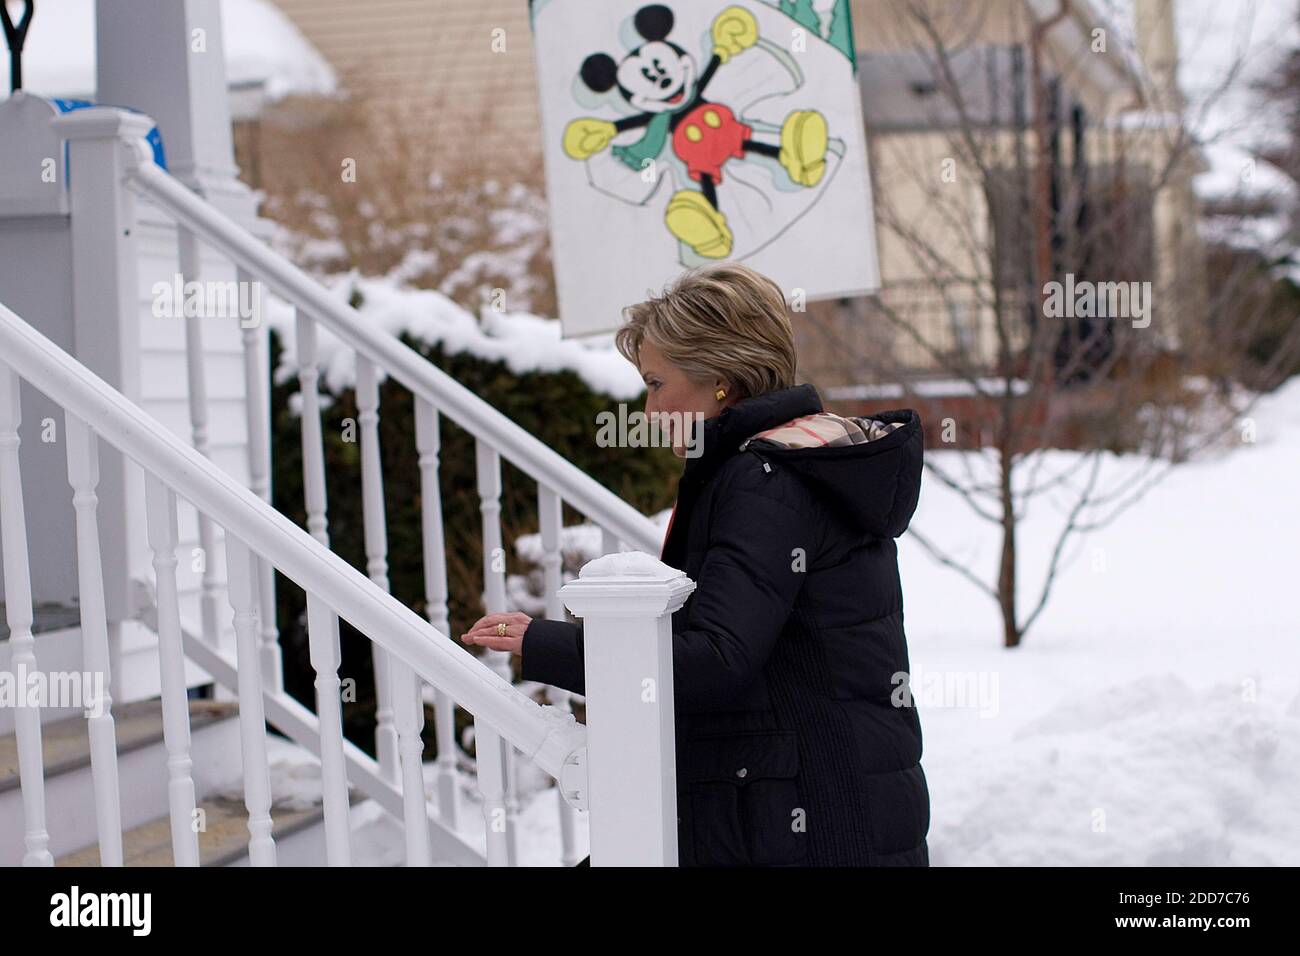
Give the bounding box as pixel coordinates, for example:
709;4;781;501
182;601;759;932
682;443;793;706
497;622;507;637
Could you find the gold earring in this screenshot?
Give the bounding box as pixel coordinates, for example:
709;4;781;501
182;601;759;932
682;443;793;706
715;387;727;402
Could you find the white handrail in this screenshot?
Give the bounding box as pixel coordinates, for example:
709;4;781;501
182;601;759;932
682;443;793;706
0;300;586;783
125;153;661;555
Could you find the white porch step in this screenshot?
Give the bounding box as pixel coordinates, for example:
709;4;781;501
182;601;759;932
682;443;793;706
0;617;215;737
0;601;82;639
0;698;243;864
55;792;355;867
0;609;87;733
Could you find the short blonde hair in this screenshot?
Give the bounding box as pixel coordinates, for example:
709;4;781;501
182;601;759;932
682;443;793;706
615;263;797;399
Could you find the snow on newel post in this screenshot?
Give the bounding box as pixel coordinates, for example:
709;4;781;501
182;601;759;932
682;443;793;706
559;551;694;866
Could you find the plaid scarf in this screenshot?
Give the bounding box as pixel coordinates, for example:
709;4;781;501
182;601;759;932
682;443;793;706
741;412;904;450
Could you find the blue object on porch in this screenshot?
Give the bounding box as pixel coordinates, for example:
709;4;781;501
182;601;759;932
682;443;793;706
51;97;169;170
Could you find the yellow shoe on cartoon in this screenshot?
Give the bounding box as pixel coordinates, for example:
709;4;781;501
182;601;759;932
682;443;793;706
665;189;733;258
779;110;828;187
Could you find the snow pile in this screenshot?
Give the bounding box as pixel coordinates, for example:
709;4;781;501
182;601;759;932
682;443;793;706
576;550;681;579
0;0;336;101
216;735;590;866
217;734;324;811
264;273;646;401
347;754;590;866
904;377;1300;865
925;673;1297;866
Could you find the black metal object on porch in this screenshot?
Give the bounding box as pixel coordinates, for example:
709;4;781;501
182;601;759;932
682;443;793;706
1;0;34;94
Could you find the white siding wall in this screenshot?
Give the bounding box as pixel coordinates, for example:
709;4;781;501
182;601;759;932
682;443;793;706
132;198;252;656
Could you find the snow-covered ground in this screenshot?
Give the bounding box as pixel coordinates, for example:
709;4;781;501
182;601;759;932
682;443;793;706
344;747;590;867
902;378;1300;865
242;728;591;865
506;378;1300;866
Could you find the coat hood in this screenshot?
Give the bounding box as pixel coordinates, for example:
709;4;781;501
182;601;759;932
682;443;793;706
687;384;923;540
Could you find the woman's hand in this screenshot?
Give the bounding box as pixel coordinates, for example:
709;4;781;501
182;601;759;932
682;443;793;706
460;611;531;655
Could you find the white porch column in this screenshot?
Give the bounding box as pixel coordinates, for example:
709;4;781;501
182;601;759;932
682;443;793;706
94;0;254;218
94;0;270;696
51;107;153;632
559;553;694;867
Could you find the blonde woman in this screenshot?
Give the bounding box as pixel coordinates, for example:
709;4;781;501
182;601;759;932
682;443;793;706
463;263;930;867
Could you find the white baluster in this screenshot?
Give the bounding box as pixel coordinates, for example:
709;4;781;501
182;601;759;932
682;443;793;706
475;440;519;865
476;440;508;626
538;485;579;867
294;309;330;547
601;527;620;556
238;267;281;691
0;366;52;866
143;473;202;867
355;356;399;782
305;592;352;866
298;310;358;857
474;721;511;866
415;398;458;828
65;414;124;867
177;226;223;654
431;690;458;826
224;533;277;866
391;656;431;866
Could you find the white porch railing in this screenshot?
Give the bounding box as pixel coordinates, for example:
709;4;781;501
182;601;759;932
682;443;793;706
1;103;687;866
0;298;690;866
101;115;665;866
45;106;676;868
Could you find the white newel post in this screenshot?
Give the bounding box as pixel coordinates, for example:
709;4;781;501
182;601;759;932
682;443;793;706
51;107;153;652
559;552;694;867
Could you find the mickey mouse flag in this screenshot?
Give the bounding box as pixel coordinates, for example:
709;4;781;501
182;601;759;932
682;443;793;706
529;0;881;337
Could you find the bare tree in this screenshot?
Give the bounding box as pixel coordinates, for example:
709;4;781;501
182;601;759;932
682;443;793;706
799;0;1300;646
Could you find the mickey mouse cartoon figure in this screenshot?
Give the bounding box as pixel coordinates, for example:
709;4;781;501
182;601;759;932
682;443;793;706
563;3;830;259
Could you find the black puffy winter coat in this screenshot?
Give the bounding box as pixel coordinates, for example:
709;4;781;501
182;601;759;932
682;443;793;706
521;383;930;866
